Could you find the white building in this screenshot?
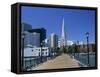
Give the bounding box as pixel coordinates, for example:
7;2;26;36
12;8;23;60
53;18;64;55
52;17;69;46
50;33;58;48
44;38;50;47
24;47;49;57
58;39;61;47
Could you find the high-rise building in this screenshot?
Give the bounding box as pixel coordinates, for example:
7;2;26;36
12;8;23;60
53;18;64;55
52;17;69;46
60;18;67;47
58;39;61;47
21;26;46;47
44;38;50;47
31;32;40;47
23;31;40;47
50;33;58;48
21;23;32;48
21;23;32;32
28;28;46;45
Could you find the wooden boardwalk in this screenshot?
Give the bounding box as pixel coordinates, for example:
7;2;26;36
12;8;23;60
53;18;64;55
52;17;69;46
32;54;80;70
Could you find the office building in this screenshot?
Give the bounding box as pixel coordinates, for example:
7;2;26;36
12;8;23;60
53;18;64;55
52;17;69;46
23;31;40;47
28;28;46;45
50;33;58;48
21;23;32;32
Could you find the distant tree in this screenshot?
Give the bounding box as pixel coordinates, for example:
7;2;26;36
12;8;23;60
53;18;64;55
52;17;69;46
75;44;78;53
72;43;79;53
68;46;73;53
63;46;67;53
56;47;60;55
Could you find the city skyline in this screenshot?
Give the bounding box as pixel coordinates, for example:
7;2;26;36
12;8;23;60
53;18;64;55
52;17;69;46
21;6;95;44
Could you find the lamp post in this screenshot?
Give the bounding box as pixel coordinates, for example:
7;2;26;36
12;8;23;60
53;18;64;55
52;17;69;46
73;42;76;57
40;42;43;63
77;41;79;58
85;32;89;66
22;33;25;70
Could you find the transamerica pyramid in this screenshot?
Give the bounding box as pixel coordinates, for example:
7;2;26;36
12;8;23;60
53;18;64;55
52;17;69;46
61;18;67;47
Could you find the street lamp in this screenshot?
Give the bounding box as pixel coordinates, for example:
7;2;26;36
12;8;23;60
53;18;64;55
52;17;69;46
77;41;79;58
85;32;89;66
73;42;76;57
40;42;43;63
21;33;25;70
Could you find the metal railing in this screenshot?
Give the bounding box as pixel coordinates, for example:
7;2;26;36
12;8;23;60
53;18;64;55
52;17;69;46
23;53;60;70
68;52;95;67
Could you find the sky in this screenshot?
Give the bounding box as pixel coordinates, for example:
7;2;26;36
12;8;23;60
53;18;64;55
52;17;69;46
21;6;95;44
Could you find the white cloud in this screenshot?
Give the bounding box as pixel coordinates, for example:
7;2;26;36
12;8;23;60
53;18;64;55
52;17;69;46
79;41;83;45
67;40;73;46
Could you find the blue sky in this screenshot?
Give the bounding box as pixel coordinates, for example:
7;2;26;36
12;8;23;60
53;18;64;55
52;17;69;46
21;6;95;43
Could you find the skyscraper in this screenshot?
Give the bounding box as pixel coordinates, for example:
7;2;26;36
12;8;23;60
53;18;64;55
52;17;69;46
31;32;40;47
60;18;67;47
50;33;58;48
28;28;46;45
44;38;50;47
21;23;32;48
23;31;40;47
22;28;46;47
21;23;32;32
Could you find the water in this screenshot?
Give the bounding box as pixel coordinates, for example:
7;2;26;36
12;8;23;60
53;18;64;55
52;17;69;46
72;52;96;67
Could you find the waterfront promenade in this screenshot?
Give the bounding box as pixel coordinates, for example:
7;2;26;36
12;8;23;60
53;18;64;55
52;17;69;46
32;54;80;70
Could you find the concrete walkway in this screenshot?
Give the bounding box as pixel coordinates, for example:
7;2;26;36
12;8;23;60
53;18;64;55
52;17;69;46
32;54;80;70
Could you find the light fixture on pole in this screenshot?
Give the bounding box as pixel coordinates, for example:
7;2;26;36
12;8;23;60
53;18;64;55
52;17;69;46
22;33;25;70
85;32;89;66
